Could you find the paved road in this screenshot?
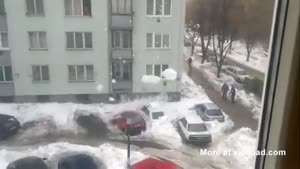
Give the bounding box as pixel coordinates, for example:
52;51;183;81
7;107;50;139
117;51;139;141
185;62;258;131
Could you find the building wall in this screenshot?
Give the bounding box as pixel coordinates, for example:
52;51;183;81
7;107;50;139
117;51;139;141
132;0;185;93
5;0;110;96
0;0;15;96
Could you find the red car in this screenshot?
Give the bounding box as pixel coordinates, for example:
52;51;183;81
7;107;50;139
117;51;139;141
111;111;146;136
131;157;183;169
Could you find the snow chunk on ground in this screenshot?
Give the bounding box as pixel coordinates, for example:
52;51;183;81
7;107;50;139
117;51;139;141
141;75;161;84
0;143;147;169
162;68;177;81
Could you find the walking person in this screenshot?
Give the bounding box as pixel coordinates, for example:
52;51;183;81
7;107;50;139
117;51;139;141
187;57;193;76
221;82;229;100
230;85;236;104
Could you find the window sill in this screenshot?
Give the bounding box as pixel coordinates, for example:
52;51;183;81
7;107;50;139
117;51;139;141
64;15;92;18
68;80;95;83
146;15;172;18
32;80;50;83
66;48;93;51
112;13;133;16
0;47;10;51
0;81;13;84
145;48;171;50
29;48;48;51
26;14;46;17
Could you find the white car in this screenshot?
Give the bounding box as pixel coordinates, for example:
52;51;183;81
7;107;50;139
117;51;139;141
177;113;212;144
141;105;165;121
225;66;250;83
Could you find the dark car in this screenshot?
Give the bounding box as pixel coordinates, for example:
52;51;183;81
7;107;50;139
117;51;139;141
74;110;108;137
0;114;21;140
111;111;146;136
6;156;48;169
58;154;98;169
193;103;225;122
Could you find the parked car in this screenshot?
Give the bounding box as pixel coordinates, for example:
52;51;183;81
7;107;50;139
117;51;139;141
6;156;48;169
58;154;99;169
141;105;165;121
193;103;225;122
132;157;183;169
0;114;21;140
177;114;212;144
74;110;108;137
225;66;250;83
111;111;146;136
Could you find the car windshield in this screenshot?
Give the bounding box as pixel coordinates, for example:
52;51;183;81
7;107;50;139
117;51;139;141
238;71;247;75
207;109;223;116
123;113;142;124
152;112;164;120
188;124;208;132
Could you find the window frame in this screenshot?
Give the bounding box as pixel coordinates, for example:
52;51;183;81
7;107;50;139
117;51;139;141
145;64;169;77
112;61;132;81
112;30;132;49
146;0;172;17
0;65;13;83
111;0;132;15
25;0;45;16
0;32;9;49
64;0;92;17
28;31;48;50
68;65;94;82
146;32;171;49
31;65;50;82
65;32;93;50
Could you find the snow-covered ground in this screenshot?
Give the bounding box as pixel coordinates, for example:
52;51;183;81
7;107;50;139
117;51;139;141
227;41;269;73
0;74;258;169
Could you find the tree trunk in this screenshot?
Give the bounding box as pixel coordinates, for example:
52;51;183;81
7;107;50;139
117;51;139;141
201;49;207;63
246;51;251;62
217;65;222;78
191;45;195;56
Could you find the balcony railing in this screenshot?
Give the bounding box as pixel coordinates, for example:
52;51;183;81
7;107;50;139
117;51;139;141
112;48;133;60
112;80;132;92
111;15;133;29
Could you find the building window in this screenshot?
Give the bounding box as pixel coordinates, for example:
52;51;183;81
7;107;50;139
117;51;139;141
65;0;92;16
112;31;132;49
32;65;49;82
146;64;169;77
147;0;171;16
112;61;132;81
26;0;44;16
29;32;47;49
146;33;170;48
0;0;5;14
0;66;13;82
0;32;8;48
68;65;94;81
66;32;93;49
112;0;131;14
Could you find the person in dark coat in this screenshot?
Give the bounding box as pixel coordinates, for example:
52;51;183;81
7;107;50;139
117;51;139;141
230;85;236;103
187;57;193;75
221;83;229;100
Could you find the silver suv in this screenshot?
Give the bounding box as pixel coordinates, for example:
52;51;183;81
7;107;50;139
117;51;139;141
193;103;225;122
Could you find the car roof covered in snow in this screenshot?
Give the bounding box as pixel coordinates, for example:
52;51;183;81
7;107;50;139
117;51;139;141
184;113;204;124
201;103;220;110
226;66;245;72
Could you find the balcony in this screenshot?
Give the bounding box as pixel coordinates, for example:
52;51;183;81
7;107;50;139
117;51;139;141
112;48;133;60
111;0;133;29
112;80;132;92
111;15;133;29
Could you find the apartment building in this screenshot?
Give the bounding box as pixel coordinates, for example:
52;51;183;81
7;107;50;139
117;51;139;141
0;0;185;103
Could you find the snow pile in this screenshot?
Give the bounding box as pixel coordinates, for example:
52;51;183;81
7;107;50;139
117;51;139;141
96;84;104;92
0;143;147;169
141;75;161;84
211;127;257;169
162;68;177;81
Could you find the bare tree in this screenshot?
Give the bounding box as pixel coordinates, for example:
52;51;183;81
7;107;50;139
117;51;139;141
185;22;200;57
